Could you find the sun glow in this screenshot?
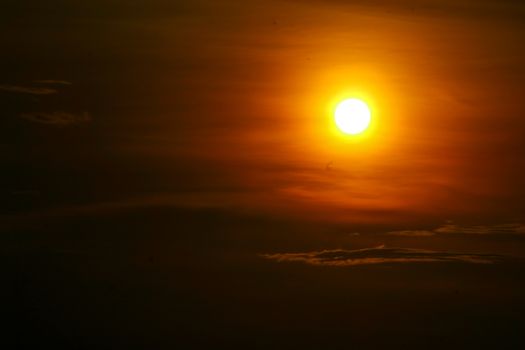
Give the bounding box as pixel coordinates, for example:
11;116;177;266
334;99;371;135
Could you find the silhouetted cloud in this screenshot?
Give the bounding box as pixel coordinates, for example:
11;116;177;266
262;246;505;266
0;84;58;95
33;80;72;85
387;230;436;237
435;223;525;235
387;223;525;236
20;111;91;125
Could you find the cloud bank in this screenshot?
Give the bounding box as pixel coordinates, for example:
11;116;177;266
262;246;505;267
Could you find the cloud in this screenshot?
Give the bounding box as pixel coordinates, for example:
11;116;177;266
261;246;505;267
0;84;58;95
434;223;525;235
33;80;72;85
387;223;525;236
20;111;91;125
387;230;436;237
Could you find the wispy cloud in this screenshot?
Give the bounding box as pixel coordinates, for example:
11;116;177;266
387;223;525;236
33;80;72;85
262;246;505;267
20;111;91;125
0;84;58;95
386;230;436;237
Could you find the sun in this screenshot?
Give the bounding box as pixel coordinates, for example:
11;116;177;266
334;98;371;135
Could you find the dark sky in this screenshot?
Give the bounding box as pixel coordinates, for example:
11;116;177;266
2;1;525;348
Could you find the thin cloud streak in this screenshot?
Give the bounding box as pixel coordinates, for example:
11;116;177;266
33;80;72;85
0;84;58;95
388;223;525;236
262;246;505;266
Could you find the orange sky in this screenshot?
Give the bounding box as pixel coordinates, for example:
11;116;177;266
123;0;525;225
2;0;525;227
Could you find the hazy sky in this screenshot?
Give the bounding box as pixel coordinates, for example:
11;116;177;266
3;0;525;227
2;1;525;348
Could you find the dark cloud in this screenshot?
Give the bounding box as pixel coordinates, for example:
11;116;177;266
0;84;57;95
262;246;506;266
386;230;436;237
20;111;91;125
33;80;72;85
388;223;525;236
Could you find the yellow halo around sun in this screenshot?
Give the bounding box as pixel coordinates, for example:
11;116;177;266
334;98;371;135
